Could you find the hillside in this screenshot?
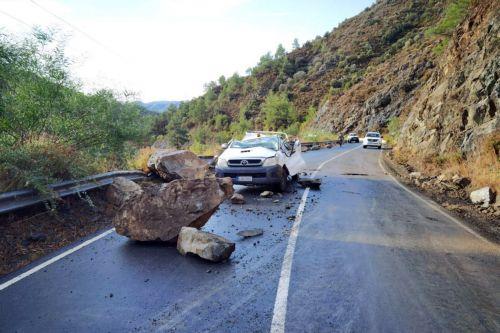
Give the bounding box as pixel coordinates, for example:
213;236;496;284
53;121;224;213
154;0;498;189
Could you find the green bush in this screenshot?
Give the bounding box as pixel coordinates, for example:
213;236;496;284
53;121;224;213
262;93;297;131
426;0;471;36
0;30;153;191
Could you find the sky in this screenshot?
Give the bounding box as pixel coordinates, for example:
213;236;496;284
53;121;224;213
0;0;375;102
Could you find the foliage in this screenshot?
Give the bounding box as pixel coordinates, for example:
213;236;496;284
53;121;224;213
262;93;297;131
0;30;153;192
128;146;156;173
426;0;471;36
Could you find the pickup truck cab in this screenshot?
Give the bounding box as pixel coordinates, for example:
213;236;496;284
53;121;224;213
215;131;305;191
363;132;382;149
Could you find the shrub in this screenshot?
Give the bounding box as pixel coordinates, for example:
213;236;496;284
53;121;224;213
426;0;471;36
128;147;156;173
262;93;297;131
0;137;92;194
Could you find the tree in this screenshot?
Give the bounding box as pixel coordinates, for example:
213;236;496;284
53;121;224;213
275;43;286;59
262;93;297;131
292;38;300;50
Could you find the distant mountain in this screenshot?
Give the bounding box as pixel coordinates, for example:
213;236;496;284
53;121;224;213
137;100;181;113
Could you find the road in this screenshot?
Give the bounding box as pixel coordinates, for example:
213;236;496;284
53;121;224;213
0;144;499;332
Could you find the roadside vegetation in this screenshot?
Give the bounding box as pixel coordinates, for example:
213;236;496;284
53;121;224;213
0;30;154;193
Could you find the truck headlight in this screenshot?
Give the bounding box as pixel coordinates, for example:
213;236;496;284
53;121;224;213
262;157;277;166
216;158;228;168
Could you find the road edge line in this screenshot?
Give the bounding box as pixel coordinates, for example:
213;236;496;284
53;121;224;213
0;228;115;291
270;144;362;333
378;154;493;245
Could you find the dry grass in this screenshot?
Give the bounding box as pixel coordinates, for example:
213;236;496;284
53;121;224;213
127;147;156;172
393;133;500;192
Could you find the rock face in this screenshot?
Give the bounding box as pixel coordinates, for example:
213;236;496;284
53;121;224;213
470;187;494;206
177;227;235;262
147;150;209;182
113;177;233;241
106;177;143;208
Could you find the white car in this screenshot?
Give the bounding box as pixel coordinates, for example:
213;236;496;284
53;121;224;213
347;132;360;143
215;131;305;191
363;132;382;149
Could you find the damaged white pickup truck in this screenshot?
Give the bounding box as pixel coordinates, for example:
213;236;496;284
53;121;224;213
215;131;305;191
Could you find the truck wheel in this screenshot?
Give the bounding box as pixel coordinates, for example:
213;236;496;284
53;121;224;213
378;146;381;149
363;145;367;149
276;169;289;192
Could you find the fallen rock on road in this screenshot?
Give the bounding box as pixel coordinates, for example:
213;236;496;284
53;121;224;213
106;177;143;208
147;150;209;182
260;191;274;198
237;229;264;238
230;193;245;204
113;177;233;241
177;227;235;262
297;176;322;189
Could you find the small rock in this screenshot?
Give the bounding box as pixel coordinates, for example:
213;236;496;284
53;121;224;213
297;176;322;188
177;227;235;262
273;199;280;203
237;228;264;238
230;193;245;204
260;191;274;198
470;187;494;206
409;172;422;180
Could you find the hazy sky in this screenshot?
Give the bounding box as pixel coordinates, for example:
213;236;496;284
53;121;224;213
0;0;374;101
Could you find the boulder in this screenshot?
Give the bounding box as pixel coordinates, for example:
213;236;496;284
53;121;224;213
230;193;245;204
147;150;209;182
106;177;143;208
177;227;235;262
470;187;494;207
113;177;234;241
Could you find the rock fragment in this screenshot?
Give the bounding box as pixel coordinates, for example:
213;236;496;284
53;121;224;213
177;227;235;262
230;193;245;204
260;191;274;198
297;176;322;189
237;229;264;238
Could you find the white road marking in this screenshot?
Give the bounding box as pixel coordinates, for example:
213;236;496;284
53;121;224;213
270;145;362;333
377;155;494;245
0;228;115;291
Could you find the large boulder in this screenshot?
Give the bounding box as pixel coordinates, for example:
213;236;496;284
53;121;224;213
106;177;143;208
113;177;234;241
147;150;209;182
470;187;494;207
177;227;235;262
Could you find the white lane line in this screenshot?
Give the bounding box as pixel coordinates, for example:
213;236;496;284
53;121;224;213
270;145;362;333
0;228;115;291
377;155;493;245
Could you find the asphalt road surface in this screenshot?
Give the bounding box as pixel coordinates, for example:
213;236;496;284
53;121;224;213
1;144;499;332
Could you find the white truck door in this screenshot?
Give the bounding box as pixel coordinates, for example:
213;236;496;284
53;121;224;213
284;140;306;176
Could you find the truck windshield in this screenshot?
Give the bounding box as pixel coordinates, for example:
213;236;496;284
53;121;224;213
230;137;279;151
366;133;380;138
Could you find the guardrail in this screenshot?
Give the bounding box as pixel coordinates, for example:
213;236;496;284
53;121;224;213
301;140;337;147
0;170;147;215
